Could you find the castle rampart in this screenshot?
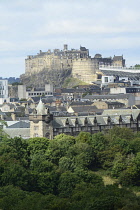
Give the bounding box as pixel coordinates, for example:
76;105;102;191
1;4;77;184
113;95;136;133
25;45;89;75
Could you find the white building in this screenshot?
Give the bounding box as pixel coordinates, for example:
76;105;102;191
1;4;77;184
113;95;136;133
0;79;9;104
18;84;54;99
102;76;115;84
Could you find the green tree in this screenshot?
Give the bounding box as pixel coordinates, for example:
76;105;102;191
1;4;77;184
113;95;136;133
105;126;134;142
46;134;75;165
76;131;91;143
58;171;80;198
27;137;49;155
66;142;95;169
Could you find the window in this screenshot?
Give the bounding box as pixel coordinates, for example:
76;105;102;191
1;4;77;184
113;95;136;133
34;133;39;137
34;126;39;130
105;77;108;82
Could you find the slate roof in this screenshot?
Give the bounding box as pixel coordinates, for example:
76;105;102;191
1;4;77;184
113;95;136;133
42;98;55;104
70;101;93;106
2;103;15;109
52;113;135;129
61;88;86;93
4;128;30;139
30;96;55;103
70;106;97;113
83;94;133;100
7;121;30;128
102;109;140;120
105;101;125;105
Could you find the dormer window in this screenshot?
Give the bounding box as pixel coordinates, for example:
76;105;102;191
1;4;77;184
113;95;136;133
84;117;88;125
107;116;111;124
65;118;69;126
75;118;79;126
130;115;133;123
119;115;122;124
94;117;97;125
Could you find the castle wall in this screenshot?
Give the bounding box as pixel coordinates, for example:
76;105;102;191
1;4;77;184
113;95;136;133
25;45;89;75
72;58;99;84
25;45;125;84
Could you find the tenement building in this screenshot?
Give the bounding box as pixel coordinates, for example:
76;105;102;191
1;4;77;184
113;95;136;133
29;100;140;139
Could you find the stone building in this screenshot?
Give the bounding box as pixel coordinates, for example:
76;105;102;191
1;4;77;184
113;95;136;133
83;94;135;107
112;55;125;67
25;45;125;84
29;100;140;139
72;58;99;83
25;45;89;75
72;55;125;84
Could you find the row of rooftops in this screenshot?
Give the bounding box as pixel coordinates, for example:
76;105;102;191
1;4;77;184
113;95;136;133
52;114;135;128
2;111;138;139
1;97;140;139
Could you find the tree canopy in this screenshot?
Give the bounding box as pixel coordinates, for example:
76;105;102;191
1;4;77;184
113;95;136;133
0;127;140;209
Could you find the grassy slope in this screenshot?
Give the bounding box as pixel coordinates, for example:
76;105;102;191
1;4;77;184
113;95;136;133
62;77;90;88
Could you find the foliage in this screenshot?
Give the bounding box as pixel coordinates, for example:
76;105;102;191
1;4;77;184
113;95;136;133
0;129;140;209
12;82;23;86
135;64;140;68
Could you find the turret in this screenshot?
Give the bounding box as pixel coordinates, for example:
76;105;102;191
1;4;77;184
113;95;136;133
29;99;53;139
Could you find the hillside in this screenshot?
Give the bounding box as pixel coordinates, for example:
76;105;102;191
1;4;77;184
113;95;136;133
20;68;72;88
62;77;90;88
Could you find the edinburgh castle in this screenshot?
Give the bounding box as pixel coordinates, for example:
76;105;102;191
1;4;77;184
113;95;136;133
25;45;125;84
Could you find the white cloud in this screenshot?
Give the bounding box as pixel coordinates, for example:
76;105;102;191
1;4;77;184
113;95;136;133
0;0;140;77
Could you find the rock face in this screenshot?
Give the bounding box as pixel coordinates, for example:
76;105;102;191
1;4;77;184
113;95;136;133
20;68;72;87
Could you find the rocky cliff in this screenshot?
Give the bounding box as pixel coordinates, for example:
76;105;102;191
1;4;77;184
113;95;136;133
20;68;72;88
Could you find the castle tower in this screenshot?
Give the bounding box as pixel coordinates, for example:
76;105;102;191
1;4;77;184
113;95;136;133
29;99;53;139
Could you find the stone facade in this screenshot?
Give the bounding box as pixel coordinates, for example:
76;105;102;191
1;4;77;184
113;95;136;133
29;100;140;139
112;55;125;67
72;58;98;83
25;45;89;75
71;55;125;84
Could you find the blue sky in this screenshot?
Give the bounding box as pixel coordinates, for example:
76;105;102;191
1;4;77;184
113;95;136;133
0;0;140;78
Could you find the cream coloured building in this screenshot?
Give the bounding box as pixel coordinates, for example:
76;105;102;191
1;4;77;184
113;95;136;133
25;45;89;75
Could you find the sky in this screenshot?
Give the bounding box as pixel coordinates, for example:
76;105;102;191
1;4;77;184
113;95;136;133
0;0;140;78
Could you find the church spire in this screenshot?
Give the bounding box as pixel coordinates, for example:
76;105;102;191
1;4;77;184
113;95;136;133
36;99;46;115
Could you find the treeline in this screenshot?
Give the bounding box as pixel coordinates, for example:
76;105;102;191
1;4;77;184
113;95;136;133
0;127;140;209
